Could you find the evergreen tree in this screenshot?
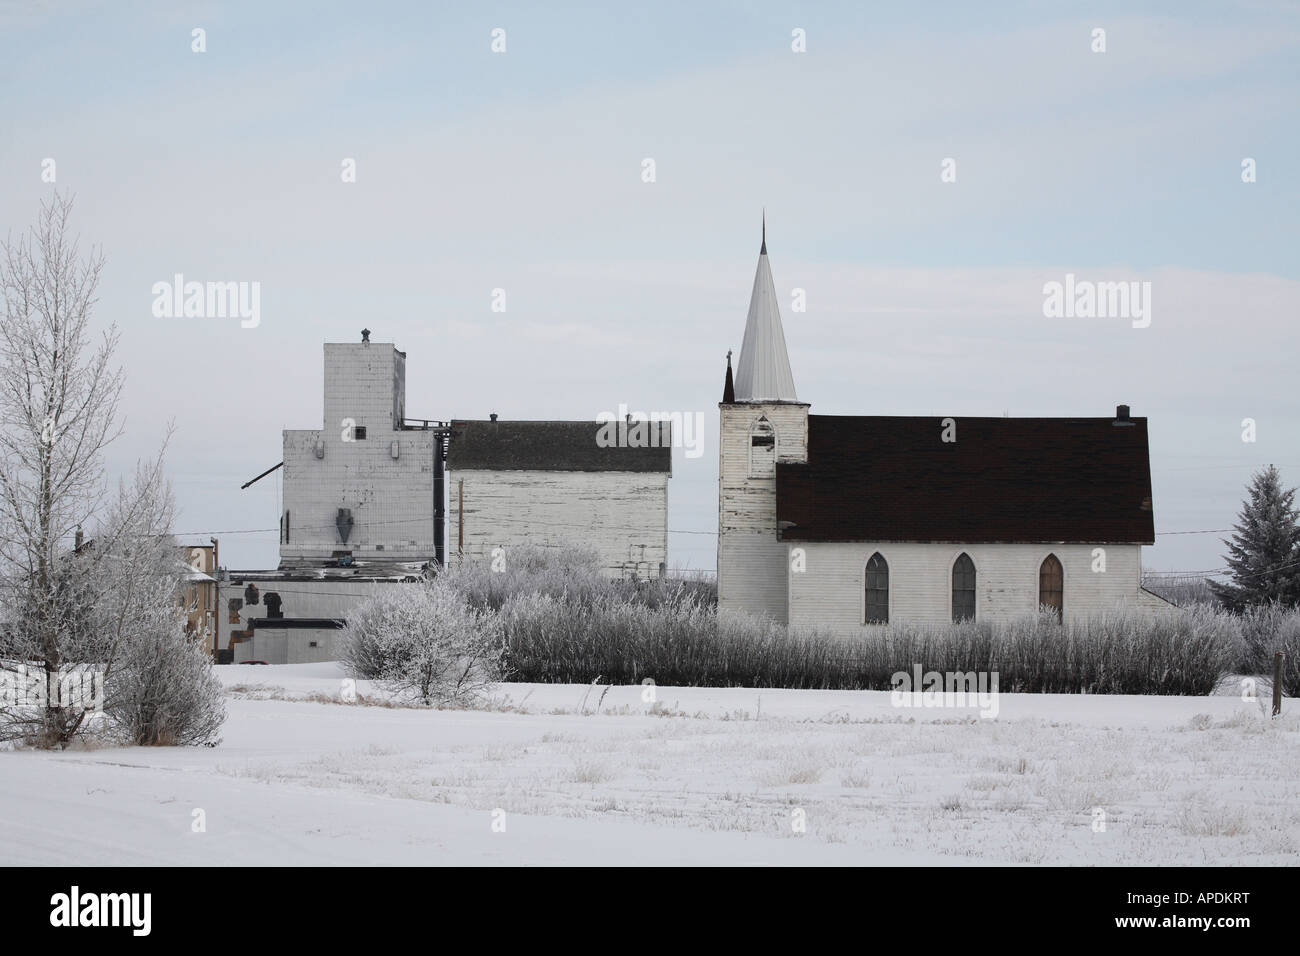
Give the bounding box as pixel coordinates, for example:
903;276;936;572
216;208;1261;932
1209;465;1300;611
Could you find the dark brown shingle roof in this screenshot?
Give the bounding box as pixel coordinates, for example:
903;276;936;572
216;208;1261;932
447;420;672;473
776;415;1154;544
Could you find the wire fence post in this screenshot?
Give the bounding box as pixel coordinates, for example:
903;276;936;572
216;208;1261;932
1273;652;1284;717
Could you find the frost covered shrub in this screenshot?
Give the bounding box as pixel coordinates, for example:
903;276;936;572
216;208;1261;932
500;592;861;688
341;584;505;705
106;610;226;747
500;593;1239;695
1238;603;1300;695
0;470;227;748
438;543;608;611
440;541;716;612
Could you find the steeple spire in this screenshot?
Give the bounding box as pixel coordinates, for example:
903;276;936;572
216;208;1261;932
722;349;735;403
734;216;797;402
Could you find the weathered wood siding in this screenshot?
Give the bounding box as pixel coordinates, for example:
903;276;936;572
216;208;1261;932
717;402;809;620
787;541;1154;629
281;426;437;563
449;469;668;578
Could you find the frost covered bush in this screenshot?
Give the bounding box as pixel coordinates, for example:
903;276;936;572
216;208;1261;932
438;543;607;611
0;466;226;748
439;542;716;612
106;605;226;746
341;584;505;706
500;593;1239;695
1238;603;1300;695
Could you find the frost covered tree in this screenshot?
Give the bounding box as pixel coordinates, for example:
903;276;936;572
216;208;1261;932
341;584;505;706
1209;465;1300;612
0;193;223;747
94;468;225;746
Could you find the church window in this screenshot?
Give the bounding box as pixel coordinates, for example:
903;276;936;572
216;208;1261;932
952;553;976;623
749;418;776;476
1039;554;1063;622
865;552;889;624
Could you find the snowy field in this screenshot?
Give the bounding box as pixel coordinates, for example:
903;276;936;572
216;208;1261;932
2;662;1297;866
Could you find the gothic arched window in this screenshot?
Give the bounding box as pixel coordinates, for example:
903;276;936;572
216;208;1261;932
1039;554;1063;622
865;552;889;624
952;553;976;623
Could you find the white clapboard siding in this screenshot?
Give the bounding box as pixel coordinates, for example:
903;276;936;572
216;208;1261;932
787;541;1158;629
717;402;809;619
449;469;668;578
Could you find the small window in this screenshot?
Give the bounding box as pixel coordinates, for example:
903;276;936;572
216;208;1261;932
865;553;889;624
952;553;976;623
749;418;776;477
353;426;367;440
1039;554;1063;622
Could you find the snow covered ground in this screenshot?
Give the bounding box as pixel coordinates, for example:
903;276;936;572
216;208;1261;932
3;662;1297;865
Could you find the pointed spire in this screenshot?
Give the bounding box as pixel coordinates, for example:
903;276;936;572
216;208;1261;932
722;350;735;403
734;220;797;402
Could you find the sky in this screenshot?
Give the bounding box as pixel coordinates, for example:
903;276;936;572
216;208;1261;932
0;0;1297;574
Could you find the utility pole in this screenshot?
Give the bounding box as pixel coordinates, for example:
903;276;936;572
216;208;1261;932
210;537;220;662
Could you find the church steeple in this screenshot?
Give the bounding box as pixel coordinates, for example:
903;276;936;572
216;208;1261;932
733;214;797;402
722;350;735;403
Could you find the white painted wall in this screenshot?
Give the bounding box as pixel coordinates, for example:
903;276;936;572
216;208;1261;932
448;469;668;578
717;402;809;620
788;541;1159;629
232;626;345;665
281;343;438;564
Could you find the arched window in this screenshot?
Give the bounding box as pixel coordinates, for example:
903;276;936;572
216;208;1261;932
749;417;776;477
1039;554;1063;622
952;553;976;623
865;553;889;624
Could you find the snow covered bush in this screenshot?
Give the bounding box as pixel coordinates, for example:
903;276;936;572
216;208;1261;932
341;584;505;706
105;606;226;747
499;590;1239;695
1238;603;1300;695
0;461;226;747
439;541;716;612
438;543;607;611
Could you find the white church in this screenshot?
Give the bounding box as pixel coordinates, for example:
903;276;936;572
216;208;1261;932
717;224;1174;628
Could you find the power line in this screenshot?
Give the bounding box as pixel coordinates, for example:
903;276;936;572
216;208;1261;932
166;512;1246;541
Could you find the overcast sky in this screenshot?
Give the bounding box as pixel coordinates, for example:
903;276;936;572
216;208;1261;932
1;0;1297;574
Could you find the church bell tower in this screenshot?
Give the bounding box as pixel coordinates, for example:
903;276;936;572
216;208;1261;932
717;216;810;621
